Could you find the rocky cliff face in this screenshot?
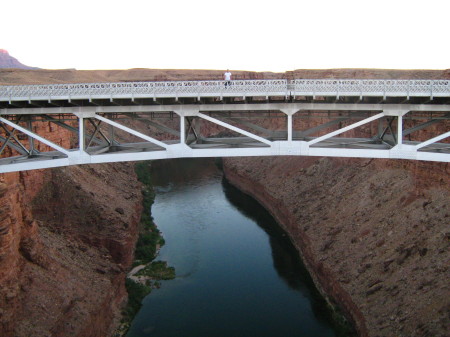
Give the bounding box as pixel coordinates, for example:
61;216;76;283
223;157;449;337
0;162;142;337
0;50;38;70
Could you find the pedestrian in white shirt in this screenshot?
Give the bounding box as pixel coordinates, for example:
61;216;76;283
224;70;232;88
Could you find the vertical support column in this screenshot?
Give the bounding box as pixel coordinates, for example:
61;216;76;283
281;108;297;143
397;114;403;145
180;114;185;144
287;114;292;142
79;115;85;154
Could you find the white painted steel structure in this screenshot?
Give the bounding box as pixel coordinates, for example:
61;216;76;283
0;79;449;173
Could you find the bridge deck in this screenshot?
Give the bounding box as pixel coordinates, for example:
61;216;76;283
1;79;449;109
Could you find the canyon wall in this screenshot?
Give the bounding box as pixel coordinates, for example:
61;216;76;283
0;155;142;335
223;156;449;337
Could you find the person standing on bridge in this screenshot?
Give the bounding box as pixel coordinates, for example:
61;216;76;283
224;69;232;88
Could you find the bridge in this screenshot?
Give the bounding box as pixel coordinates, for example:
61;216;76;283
0;79;449;173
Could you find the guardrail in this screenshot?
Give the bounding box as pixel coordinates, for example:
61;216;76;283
0;79;449;101
0;80;288;100
292;79;450;97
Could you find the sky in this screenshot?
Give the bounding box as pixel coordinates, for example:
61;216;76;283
3;0;449;72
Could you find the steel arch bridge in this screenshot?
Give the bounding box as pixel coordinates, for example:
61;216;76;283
0;79;449;173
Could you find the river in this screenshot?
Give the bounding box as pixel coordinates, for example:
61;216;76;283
126;158;338;337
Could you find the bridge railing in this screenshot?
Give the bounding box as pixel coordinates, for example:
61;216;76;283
0;79;449;101
0;79;288;100
292;79;450;97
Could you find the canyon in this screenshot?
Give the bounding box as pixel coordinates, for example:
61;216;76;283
0;67;449;337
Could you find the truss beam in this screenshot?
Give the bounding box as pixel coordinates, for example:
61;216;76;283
0;100;449;173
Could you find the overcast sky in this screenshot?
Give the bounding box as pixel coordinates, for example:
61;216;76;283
3;0;449;72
